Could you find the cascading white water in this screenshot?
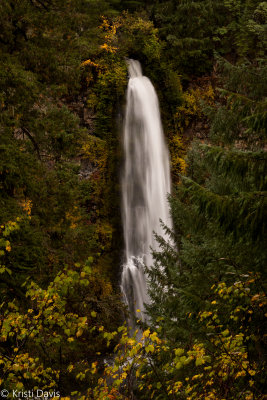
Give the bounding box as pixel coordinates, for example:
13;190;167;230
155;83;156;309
121;60;172;324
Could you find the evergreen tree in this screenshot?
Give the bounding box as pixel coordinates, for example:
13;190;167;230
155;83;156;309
0;0;125;394
146;0;227;76
145;49;266;400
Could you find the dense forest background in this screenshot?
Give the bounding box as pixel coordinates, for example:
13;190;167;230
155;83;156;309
0;0;266;399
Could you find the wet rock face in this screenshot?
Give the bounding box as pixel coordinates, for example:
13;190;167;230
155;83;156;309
78;158;97;180
66;94;99;180
83;108;95;131
183;121;210;143
67;94;95;133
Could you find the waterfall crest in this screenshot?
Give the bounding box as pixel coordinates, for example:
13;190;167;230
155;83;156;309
121;60;172;324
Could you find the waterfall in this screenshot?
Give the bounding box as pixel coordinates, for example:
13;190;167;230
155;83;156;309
121;60;172;325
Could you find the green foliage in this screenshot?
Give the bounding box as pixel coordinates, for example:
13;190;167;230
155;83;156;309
0;0;127;278
147;0;225;76
141;11;266;399
93;276;266;399
197;144;267;191
1;0;266;396
0;258;122;395
208;57;267;148
0;0;126;395
142;0;267;77
146;54;266;344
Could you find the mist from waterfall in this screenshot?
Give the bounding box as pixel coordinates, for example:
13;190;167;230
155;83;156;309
121;59;172;325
